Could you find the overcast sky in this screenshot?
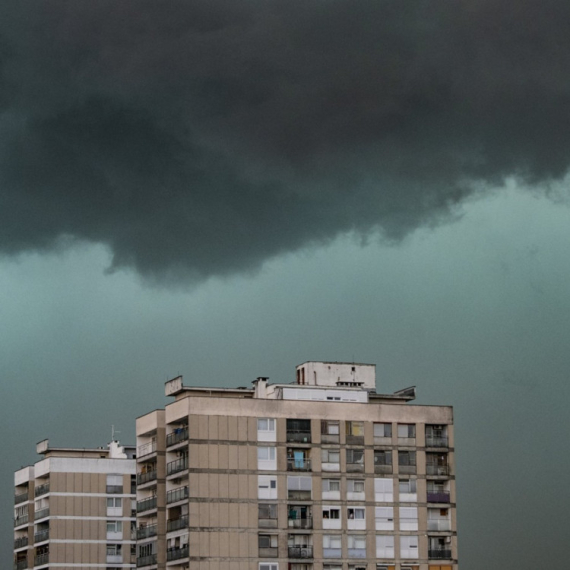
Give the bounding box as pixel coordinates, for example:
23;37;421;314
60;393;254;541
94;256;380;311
2;1;570;568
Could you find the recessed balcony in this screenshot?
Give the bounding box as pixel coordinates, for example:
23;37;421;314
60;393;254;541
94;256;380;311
137;554;157;567
35;529;49;543
14;515;29;528
34;553;49;567
167;546;189;561
166;486;189;504
167;515;189;532
167;457;188;476
34;508;49;521
137;523;158;540
166;426;189;448
427;491;451;503
35;483;50;498
287;458;311;472
426;435;449;448
137;496;157;513
137;470;157;486
429;548;452;559
138;441;157;458
288;546;313;559
426;465;450;476
15;492;28;505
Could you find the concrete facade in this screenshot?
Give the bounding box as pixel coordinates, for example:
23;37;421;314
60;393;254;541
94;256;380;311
135;362;458;570
14;440;136;570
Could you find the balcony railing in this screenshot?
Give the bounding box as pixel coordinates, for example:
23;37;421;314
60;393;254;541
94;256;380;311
138;441;157;457
427;465;450;476
15;492;28;504
14;536;28;549
35;553;49;567
106;484;124;494
167;515;189;532
14;515;28;527
346;461;365;472
288;517;313;529
346;434;365;445
35;483;50;497
288;546;313;559
136;554;157;567
167;457;188;476
136;496;157;513
287;458;311;471
427;519;452;531
137;523;158;540
35;529;49;543
429;549;452;559
426;435;449;447
167;427;189;447
374;464;393;474
167;546;189;561
34;508;49;520
167;486;189;504
137;470;157;485
398;464;417;474
286;431;312;444
14;560;27;570
427;491;451;503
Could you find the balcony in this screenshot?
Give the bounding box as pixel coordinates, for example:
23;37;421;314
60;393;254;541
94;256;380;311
14;536;28;549
166;486;189;504
287;430;312;444
137;554;157;567
167;546;189;561
427;465;450;476
14;561;27;570
427;519;452;531
427;491;451;503
288;546;313;559
399;464;417;475
35;483;50;497
167;457;188;476
288;516;313;529
346;434;364;445
429;549;452;559
426;435;449;448
34;508;49;521
137;496;157;513
167;515;189;532
374;464;392;475
346;461;364;473
15;492;28;505
137;523;158;540
167;426;189;447
106;484;124;494
287;458;311;471
35;553;49;567
137;470;157;485
35;529;49;543
14;515;28;527
138;441;157;458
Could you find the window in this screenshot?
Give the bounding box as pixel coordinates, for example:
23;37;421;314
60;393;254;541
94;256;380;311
259;504;278;520
397;424;416;439
259;535;278;548
258;447;277;470
106;544;122;555
347;479;365;496
107;520;122;533
400;507;419;531
346;449;364;464
374;478;393;502
373;423;392;438
347;534;366;553
346;421;364;437
321;420;340;435
259;564;278;570
400;535;419;559
287;476;312;500
376;535;395;558
399;479;417;502
323;534;342;557
258;476;277;499
107;497;122;508
322;449;340;463
258;419;277;442
287;419;311;443
398;451;416;474
347;507;365;519
322;506;340;519
375;507;394;530
374;450;393;473
323;479;340;492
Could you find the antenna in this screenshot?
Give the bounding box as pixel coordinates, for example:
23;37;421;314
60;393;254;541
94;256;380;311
111;425;121;442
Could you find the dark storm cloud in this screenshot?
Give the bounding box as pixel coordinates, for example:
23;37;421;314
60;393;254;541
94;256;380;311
1;0;569;280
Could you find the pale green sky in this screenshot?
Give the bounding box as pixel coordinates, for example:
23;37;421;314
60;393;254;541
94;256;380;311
2;186;570;567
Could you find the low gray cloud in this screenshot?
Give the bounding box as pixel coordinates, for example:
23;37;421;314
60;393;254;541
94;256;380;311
1;0;569;281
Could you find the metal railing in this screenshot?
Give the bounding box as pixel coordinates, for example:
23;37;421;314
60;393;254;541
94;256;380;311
429;549;452;559
15;492;28;504
35;483;50;497
167;427;189;447
35;529;49;542
14;515;28;527
426;435;449;447
136;496;157;513
287;458;311;471
137;470;157;485
167;456;188;476
167;546;189;561
167;515;189;532
35;553;49;567
288;546;313;559
427;491;451;503
427;465;450;476
34;508;49;520
288;516;313;529
286;431;312;443
427;519;452;531
106;484;123;494
14;560;27;570
137;523;157;540
14;536;28;549
136;554;157;567
167;486;189;504
137;441;157;457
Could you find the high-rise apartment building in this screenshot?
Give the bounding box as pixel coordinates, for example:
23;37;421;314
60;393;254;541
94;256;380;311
135;361;457;570
14;439;137;570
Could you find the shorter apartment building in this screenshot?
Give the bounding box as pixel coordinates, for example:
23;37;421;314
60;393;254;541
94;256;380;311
14;439;137;570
